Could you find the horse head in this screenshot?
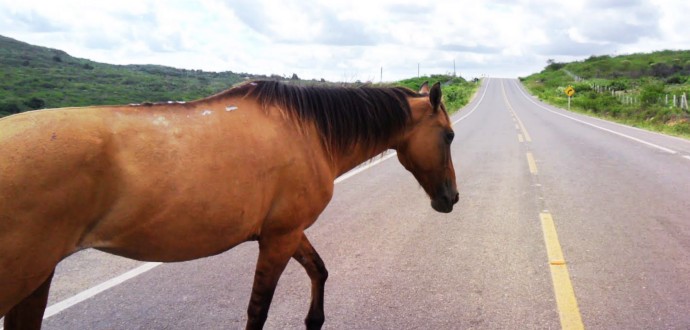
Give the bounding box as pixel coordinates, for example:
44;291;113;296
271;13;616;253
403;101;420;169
395;82;459;213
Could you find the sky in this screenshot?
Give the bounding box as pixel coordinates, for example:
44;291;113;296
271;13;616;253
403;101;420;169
1;0;689;82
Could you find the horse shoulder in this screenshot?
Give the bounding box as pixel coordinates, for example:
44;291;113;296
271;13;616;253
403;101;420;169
255;107;335;233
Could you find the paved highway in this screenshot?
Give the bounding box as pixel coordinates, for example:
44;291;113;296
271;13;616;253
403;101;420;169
14;78;690;329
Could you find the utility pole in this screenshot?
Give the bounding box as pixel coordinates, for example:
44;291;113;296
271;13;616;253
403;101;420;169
380;67;383;83
453;60;456;77
417;63;420;78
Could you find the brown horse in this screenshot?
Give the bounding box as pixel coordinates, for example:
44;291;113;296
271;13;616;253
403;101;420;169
0;80;458;329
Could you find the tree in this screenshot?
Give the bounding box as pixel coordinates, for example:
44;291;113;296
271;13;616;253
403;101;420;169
545;59;565;71
0;102;21;115
25;97;45;110
640;82;664;106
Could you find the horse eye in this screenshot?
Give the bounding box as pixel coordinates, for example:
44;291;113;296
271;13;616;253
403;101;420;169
445;131;455;144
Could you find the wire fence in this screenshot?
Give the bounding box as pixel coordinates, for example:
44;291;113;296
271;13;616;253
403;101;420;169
565;70;689;111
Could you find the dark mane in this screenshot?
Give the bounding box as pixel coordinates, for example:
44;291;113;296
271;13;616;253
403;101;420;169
236;80;419;156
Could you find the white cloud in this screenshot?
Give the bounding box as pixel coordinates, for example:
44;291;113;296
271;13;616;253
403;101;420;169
0;0;686;81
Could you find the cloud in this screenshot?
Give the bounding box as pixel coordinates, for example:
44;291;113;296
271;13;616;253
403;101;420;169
316;15;378;46
0;8;64;33
0;0;686;81
439;43;499;54
226;0;379;46
224;0;273;37
536;30;617;57
575;0;661;44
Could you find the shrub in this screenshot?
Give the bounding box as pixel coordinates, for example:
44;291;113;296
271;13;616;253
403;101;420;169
24;97;45;109
0;102;21;114
640;82;665;106
608;80;629;91
665;75;686;84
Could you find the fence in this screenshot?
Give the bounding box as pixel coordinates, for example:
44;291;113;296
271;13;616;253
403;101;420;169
664;93;688;109
588;83;689;111
563;69;689;111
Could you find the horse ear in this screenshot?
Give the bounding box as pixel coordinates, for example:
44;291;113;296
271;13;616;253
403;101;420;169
419;81;430;94
430;82;442;112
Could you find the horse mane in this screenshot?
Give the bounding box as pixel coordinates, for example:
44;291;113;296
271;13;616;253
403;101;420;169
230;80;419;157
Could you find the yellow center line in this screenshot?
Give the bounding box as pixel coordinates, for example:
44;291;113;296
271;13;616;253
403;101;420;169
514;111;532;142
540;212;585;330
501;80;532;142
526;152;538;174
502;80;583;329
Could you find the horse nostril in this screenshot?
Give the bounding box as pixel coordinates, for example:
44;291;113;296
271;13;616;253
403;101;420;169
453;193;459;204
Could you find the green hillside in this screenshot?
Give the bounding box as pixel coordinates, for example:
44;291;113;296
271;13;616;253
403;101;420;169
0;35;247;116
0;35;478;118
521;50;690;137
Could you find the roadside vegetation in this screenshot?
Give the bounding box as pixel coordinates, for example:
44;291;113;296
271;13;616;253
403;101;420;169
520;50;690;138
394;75;479;114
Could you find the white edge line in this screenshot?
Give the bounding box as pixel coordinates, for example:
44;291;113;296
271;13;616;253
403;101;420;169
37;79;492;321
512;80;677;155
333;152;398;184
453;78;491;125
683;155;690;161
514;81;690;146
42;262;163;320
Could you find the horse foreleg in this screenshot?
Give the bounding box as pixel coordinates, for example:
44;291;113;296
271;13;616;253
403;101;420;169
245;231;302;330
292;234;328;330
4;270;54;330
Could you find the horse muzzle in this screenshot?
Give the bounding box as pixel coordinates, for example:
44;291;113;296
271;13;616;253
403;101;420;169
431;190;459;213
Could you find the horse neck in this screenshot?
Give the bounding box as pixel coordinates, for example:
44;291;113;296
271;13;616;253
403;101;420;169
330;134;403;178
328;97;415;178
326;113;416;177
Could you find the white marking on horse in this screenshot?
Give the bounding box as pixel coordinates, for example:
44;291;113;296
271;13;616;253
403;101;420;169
202;110;213;116
226;105;238;112
152;116;169;126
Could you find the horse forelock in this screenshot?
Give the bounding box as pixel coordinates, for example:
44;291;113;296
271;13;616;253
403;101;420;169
232;80;418;157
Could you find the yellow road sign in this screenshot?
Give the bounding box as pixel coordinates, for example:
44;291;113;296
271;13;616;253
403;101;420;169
564;86;575;97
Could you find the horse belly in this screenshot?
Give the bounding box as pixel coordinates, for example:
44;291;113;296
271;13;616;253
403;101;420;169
84;175;273;262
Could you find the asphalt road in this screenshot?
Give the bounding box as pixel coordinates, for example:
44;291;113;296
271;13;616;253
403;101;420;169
13;78;690;329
